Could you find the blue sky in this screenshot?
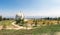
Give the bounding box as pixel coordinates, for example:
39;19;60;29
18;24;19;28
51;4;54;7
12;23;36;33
0;0;60;17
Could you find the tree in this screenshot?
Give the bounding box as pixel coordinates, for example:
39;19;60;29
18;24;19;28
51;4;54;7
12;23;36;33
15;16;24;26
57;17;60;20
33;18;37;27
0;16;2;21
3;17;6;20
44;17;50;20
35;20;37;27
15;18;21;24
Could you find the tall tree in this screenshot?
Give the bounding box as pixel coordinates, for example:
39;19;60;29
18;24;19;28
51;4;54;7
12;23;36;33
33;18;37;27
0;16;2;21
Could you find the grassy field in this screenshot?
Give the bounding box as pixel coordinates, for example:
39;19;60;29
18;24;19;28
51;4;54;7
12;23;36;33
0;24;60;35
0;20;14;26
0;20;60;35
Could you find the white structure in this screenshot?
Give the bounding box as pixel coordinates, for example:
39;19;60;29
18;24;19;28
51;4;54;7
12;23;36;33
16;12;24;20
15;11;28;21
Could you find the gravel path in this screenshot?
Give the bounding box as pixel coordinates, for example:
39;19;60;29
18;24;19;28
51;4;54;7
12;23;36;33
10;22;32;30
53;32;60;35
0;21;32;30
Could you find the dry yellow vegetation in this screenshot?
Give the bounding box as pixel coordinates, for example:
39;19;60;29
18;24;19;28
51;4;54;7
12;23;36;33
26;19;60;26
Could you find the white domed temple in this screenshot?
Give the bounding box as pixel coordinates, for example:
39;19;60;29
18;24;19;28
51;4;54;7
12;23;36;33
15;11;28;21
16;12;24;19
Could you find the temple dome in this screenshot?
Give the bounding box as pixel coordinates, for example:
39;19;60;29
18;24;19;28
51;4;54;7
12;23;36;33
16;12;23;16
16;12;24;19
